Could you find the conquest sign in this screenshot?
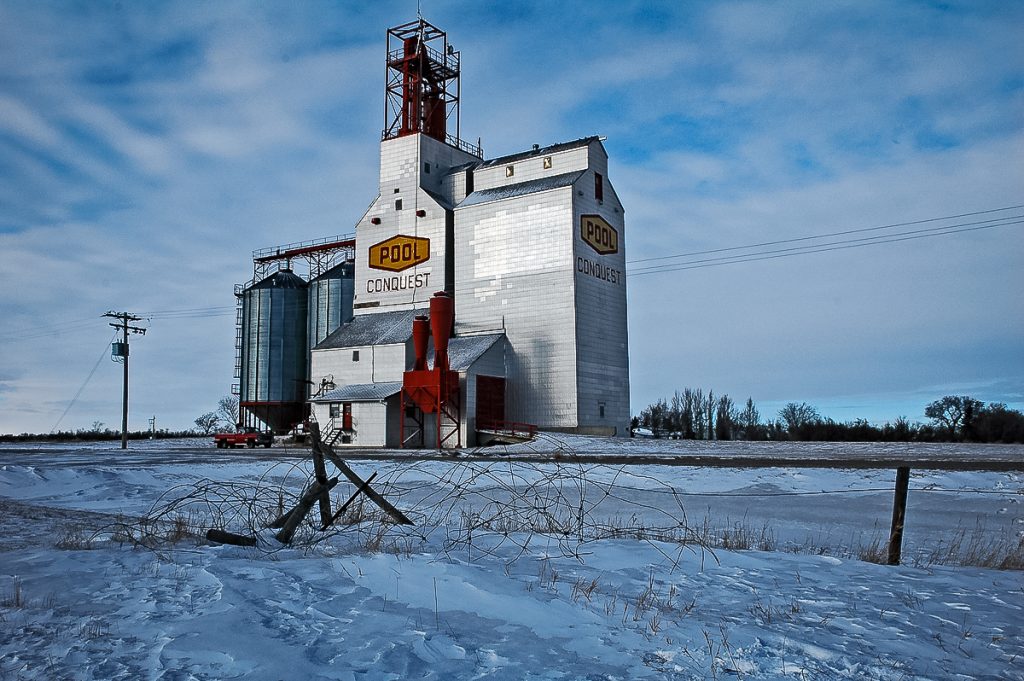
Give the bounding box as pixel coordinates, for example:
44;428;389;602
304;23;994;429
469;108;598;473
581;215;618;255
368;235;430;272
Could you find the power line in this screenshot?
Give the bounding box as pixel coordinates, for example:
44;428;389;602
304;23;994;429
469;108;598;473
50;330;119;433
139;305;235;317
629;217;1023;277
630;215;1022;274
627;204;1024;265
0;317;107;342
0;308;235;342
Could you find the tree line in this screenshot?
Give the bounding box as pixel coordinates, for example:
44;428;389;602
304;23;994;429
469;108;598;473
1;396;243;441
0;426;199;442
633;391;1024;443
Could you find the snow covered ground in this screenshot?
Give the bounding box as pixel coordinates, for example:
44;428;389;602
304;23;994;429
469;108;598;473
0;439;1021;679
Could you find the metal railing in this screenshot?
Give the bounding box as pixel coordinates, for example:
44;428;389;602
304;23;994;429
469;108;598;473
447;133;483;158
477;421;538;439
251;233;356;261
380;129;482;158
387;43;459;74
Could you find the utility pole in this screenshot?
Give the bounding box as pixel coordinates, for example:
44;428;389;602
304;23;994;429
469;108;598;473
104;311;147;450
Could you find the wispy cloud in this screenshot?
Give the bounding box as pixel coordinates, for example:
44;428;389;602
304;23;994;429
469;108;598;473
0;1;1021;433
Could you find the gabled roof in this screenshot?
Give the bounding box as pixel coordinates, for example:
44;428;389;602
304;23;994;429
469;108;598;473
458;171;583;208
429;333;504;371
477;136;600;168
313;382;403;403
442;137;602;178
314;308;427;350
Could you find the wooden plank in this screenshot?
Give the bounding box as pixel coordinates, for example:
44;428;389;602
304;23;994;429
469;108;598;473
886;466;911;566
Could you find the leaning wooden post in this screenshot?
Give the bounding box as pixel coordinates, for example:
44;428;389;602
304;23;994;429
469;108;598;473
886;466;911;565
308;422;334;528
323;472;378;530
320;440;414;525
275;477;339;544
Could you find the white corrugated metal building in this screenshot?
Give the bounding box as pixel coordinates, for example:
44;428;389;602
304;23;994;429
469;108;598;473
305;18;628;447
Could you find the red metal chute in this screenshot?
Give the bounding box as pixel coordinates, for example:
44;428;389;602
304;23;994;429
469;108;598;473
412;315;430;371
401;292;461;448
429;291;453;375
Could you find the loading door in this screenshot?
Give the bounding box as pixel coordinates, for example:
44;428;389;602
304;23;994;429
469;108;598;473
475;375;505;428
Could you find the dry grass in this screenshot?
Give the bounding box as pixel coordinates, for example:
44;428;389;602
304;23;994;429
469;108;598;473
1;576;24;609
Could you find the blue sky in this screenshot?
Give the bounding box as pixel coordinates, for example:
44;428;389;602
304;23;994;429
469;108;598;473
1;0;1022;434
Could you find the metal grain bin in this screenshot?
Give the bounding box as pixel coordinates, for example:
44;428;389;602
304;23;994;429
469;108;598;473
239;269;308;432
307;261;354;352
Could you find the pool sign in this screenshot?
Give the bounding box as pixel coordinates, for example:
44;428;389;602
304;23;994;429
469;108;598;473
580;215;618;255
369;235;430;272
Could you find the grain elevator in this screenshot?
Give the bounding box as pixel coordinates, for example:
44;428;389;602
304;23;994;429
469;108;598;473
235;17;629;447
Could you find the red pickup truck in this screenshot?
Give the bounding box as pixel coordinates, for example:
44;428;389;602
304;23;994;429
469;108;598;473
213;430;273;448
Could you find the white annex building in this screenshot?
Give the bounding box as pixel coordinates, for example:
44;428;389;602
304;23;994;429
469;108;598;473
239;18;628;448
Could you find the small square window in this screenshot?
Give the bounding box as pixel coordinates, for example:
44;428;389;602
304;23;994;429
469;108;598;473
505;165;514;178
543;157;552;169
352;350;360;361
329;404;340;418
424;162;431;174
394;187;400;194
395;199;402;210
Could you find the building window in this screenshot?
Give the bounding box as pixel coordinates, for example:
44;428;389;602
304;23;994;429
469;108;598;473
465;169;474;194
543;156;552;169
329;403;340;418
424;162;431;174
599;403;606;419
595;173;604;202
394;187;400;194
395;199;402;210
505;165;514;178
352;350;360;361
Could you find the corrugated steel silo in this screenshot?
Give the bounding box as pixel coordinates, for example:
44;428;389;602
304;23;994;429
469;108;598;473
240;269;308;433
307;261;355;352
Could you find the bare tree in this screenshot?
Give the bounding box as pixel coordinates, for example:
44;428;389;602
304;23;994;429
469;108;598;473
740;397;760;439
217;395;240;429
715;395;737;440
194;412;220;435
705;390;715;440
688;389;706;440
778;402;820;434
925;395;982;440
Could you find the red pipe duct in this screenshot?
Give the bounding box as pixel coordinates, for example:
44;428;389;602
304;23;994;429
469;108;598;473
412;315;430;371
429;291;453;373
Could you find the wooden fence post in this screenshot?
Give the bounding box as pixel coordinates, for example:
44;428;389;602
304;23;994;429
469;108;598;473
308;422;334;527
886;466;911;565
275;477;339;544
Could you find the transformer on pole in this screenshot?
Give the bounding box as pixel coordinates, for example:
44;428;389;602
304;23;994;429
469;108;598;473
104;311;147;450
